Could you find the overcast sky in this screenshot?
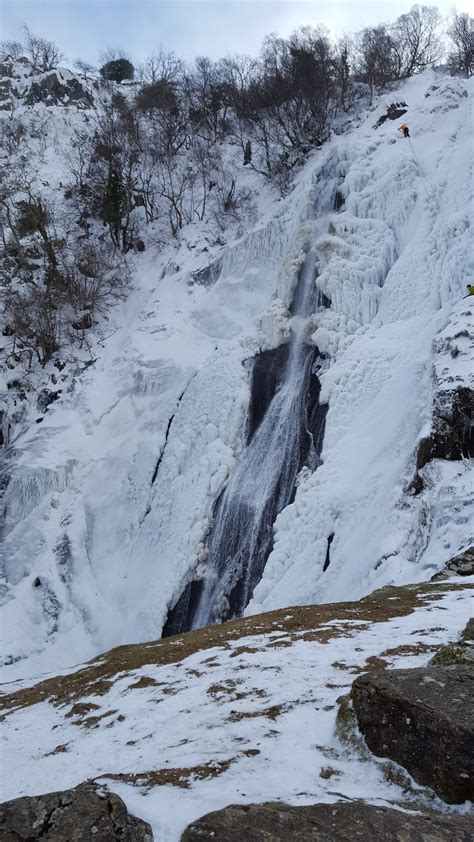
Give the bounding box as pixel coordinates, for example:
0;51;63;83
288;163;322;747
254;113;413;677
2;0;471;66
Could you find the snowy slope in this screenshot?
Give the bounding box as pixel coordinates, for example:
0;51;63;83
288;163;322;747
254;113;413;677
1;576;473;841
249;72;473;614
1;69;473;682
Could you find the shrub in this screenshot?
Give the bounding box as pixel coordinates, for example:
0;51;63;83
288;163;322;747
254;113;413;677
136;79;178;112
100;58;135;83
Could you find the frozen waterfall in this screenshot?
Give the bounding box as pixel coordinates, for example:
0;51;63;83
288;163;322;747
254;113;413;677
166;178;338;633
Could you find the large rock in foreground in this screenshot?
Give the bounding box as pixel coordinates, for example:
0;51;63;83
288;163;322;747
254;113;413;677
351;666;474;803
0;783;153;841
181;801;474;840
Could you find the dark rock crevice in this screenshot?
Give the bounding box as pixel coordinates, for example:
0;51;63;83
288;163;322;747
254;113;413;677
163;345;328;637
416;386;473;469
150;379;197;487
246;343;291;445
141;380;195;525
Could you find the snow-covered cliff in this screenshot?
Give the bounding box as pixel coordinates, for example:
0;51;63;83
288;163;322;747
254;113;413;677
1;68;472;682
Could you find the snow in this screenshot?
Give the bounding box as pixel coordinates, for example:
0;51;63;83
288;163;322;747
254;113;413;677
248;71;474;614
1;578;473;840
1;69;473;680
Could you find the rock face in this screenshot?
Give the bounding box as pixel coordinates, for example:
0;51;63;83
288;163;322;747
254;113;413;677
0;61;94;110
24;71;94;108
445;546;474;576
0;783;153;841
351;666;474;803
373;101;408;128
190;258;222;287
181;801;474;841
416;386;474;468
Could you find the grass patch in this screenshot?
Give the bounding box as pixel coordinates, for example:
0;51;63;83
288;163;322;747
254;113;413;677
1;581;470;715
98;758;235;790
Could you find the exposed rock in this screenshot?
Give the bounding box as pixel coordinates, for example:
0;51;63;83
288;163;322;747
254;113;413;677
25;71;93;107
15;70;93;108
445;546;474;577
0;782;153;840
430;618;474;666
460;617;474;643
0;79;12;110
351;666;474;803
373;102;408;128
333;190;344;210
181;801;474;840
36;389;61;414
416;386;474;468
0;61;14;77
190;258;222;287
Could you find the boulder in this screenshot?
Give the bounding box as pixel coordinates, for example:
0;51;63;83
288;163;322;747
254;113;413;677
0;782;153;840
181;801;474;840
351;666;474;803
445;546;474;577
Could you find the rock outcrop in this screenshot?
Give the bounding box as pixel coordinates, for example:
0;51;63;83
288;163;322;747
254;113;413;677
23;70;94;108
0;61;94;110
0;783;153;841
181;801;474;841
416;386;473;468
430;617;474;666
351;665;474;803
445;546;474;577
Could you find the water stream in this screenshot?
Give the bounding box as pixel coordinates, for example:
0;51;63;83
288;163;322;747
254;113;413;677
163;175;337;635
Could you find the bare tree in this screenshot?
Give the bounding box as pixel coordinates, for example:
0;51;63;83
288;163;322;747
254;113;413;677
334;36;354;111
354;25;398;100
63;241;131;319
391;5;443;77
137;47;183;85
22;25;64;72
5;285;62;367
74;59;97;81
447;11;473;77
0;40;24;61
184;56;231;142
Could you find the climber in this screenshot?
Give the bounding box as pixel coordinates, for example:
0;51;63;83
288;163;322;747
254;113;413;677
465;284;474;298
323;533;334;573
398;124;410;138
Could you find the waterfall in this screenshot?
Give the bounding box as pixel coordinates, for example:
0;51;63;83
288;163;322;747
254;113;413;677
163;173;338;635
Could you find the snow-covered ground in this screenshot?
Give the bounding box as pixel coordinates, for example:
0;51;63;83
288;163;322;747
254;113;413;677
1;576;472;840
1;69;473;682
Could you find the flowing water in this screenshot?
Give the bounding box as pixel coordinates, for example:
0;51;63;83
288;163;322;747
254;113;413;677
188;186;336;629
162;174;337;636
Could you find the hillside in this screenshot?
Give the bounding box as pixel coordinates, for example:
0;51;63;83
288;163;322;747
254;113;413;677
1;65;472;683
0;37;473;841
1;573;473;839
